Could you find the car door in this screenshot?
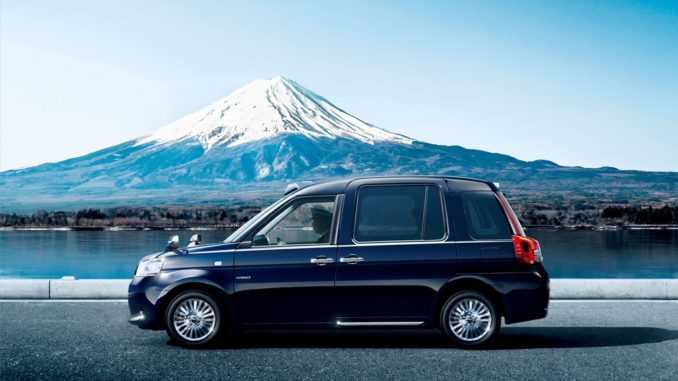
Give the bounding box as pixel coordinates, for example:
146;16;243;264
451;189;517;273
334;180;457;326
233;195;339;326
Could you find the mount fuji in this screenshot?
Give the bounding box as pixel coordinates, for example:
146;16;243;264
1;76;675;212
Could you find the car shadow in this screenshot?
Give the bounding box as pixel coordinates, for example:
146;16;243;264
169;326;678;350
486;326;678;350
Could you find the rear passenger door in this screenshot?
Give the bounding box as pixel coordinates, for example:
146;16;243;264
334;180;457;326
451;189;517;272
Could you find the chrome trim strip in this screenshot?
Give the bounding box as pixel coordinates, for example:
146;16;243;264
336;320;424;327
237;244;336;252
455;239;513;244
188;242;228;249
338;239;511;248
187;250;236;254
195;239;512;253
342;240;456;248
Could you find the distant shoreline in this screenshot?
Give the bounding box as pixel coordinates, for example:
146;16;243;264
2;225;677;232
2;203;677;231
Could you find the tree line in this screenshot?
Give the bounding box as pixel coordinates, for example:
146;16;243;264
0;206;261;228
599;205;678;225
1;203;676;228
517;203;678;226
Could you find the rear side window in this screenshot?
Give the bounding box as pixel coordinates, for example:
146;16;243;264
354;185;446;242
462;192;512;240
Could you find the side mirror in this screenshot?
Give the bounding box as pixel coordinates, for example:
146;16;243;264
236;241;252;249
165;235;179;252
188;233;202;247
252;234;269;246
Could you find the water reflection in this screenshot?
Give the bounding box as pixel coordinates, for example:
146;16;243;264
0;229;676;278
527;229;678;278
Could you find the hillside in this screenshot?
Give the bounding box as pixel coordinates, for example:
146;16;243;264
1;76;676;213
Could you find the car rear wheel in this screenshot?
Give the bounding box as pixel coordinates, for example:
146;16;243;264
165;290;222;347
440;291;499;347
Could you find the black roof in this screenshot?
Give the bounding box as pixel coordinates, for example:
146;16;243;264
294;176;498;196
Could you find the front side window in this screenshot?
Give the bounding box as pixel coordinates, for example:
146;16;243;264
224;194;292;242
462;192;512;240
354;185;446;242
251;197;336;246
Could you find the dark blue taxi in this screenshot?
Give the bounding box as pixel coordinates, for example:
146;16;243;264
128;176;549;347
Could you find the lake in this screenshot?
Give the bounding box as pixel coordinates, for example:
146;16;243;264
0;229;676;279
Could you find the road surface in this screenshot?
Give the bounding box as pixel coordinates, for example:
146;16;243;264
1;300;677;380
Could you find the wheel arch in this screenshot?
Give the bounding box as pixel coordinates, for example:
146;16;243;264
432;276;504;329
157;279;234;330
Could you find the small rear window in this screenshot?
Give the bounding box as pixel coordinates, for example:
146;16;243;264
423;186;445;240
462;192;512;240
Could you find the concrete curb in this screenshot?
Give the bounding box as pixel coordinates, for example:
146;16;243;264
0;278;677;299
0;279;128;299
551;279;678;299
50;279;129;299
0;279;50;299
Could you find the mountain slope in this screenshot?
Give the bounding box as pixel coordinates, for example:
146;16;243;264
1;77;676;212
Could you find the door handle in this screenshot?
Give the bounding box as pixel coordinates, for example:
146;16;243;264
339;255;364;265
310;256;334;266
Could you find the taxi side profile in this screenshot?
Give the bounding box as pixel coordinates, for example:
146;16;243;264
128;176;549;348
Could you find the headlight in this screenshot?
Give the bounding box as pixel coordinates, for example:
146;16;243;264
135;257;164;277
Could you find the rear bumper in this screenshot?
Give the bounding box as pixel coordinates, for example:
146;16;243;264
501;265;550;324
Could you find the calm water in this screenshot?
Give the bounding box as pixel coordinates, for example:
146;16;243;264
0;229;676;279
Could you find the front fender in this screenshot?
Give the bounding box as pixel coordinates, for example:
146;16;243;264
155;268;234;302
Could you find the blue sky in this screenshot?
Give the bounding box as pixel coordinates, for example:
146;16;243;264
1;0;677;171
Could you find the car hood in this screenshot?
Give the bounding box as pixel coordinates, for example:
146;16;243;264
140;242;238;261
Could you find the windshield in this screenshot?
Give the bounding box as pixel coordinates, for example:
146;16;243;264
223;194;293;243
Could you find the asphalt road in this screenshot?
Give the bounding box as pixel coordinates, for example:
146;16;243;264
1;300;677;381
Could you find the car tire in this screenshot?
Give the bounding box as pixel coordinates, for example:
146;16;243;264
165;290;223;347
440;290;500;347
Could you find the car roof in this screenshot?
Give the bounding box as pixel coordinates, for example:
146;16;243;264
293;176;498;196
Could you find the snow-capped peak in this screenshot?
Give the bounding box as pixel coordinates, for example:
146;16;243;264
135;76;413;150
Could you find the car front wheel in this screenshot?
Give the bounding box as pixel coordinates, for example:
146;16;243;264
165;290;222;347
440;291;499;347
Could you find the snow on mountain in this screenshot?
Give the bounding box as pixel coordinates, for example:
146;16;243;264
135;76;413;151
2;75;675;212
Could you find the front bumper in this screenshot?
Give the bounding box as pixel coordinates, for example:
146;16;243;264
128;277;164;330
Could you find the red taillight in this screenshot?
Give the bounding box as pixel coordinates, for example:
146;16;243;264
512;235;543;265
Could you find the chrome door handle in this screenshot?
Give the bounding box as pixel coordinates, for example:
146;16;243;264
340;255;364;265
310;256;334;266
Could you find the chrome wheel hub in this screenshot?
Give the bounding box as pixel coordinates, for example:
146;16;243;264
448;298;492;342
173;298;216;341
